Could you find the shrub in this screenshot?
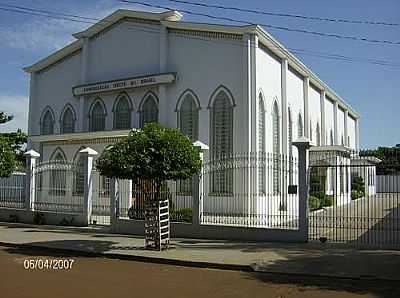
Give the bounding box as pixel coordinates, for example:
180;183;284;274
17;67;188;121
171;208;192;223
33;212;46;225
309;196;320;211
351;190;364;200
320;195;335;207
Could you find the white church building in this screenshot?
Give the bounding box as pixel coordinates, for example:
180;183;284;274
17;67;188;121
24;9;362;221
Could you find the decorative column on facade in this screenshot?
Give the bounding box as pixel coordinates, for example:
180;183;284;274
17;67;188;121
355;118;360;152
303;77;310;138
333;101;339;145
192;141;209;226
320;90;326;146
293;137;312;242
344;109;349;147
281;58;288;156
250;34;258;153
158;25;169;127
27;72;37;148
79;37;89;131
24;150;40;211
80;147;98;225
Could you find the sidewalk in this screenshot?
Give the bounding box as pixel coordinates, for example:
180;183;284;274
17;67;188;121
0;222;399;281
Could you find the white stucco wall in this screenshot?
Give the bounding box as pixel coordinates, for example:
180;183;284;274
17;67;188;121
34;51;82;136
308;85;321;145
337;107;345;146
348;115;356;149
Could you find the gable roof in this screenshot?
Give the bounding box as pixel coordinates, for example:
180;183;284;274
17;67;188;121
23;8;359;118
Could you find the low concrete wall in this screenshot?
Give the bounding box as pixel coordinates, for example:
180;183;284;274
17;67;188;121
376;175;400;193
0;208;87;226
111;218;306;242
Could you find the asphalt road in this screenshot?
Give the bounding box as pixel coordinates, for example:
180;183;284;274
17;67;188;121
0;245;398;298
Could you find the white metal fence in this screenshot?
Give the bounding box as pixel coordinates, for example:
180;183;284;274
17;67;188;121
0;172;26;209
376;175;400;193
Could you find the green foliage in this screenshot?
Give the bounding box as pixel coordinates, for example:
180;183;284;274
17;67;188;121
320;195;335;207
0;129;27;169
171;208;192;223
0;136;17;177
309;196;320;211
360;147;400;175
351;190;364;200
96;123;202;183
0;112;13;124
351;175;365;200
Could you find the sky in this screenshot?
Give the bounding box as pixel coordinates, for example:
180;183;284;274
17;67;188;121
0;0;399;149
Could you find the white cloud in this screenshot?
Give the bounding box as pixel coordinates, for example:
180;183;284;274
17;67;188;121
0;95;29;133
0;1;161;52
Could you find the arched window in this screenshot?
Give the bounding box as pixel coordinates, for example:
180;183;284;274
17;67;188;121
316;122;321;146
41;109;54;135
90;100;106;132
61;106;75;134
178;92;199;141
50;150;66;196
330;129;334;145
297;113;303;138
288;108;294;185
272;101;280;194
258;94;266;194
341;135;344;146
73;149;85;196
140;93;158;128
309;121;313;142
113;95;131;129
210;88;234;194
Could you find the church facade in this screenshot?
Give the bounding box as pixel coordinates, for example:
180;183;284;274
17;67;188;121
24;9;361;216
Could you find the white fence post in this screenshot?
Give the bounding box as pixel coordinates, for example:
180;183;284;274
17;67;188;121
110;177;118;228
193;141;209;226
80;147;98;225
24;150;40;211
293;137;312;241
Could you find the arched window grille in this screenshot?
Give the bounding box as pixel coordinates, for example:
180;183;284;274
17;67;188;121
178;92;199;194
272;101;280;194
90;101;106;132
49;151;66;196
113;96;131;129
41;110;54;135
297;113;303;138
258;94;266;194
288;109;294;185
179;93;199;141
140;94;158;128
316;122;321;146
61;107;75;134
73;150;85;196
210;89;233;194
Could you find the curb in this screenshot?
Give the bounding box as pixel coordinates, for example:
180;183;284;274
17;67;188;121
1;241;399;285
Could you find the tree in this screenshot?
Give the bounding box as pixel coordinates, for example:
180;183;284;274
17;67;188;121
0;136;17;177
96;123;202;249
360;147;400;175
0;129;27;169
0;112;13;124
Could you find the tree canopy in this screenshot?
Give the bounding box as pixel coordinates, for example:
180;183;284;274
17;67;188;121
0;112;13;124
96;123;202;183
0;136;17;177
361;147;400;175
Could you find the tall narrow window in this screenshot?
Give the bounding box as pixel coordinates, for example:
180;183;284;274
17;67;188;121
73;152;85;196
272;102;280;194
113;95;131;129
309;121;313;142
341;135;344;146
178;92;199;194
258;95;266;194
288;109;293;185
297;113;303;138
140;93;158;128
61;107;75;134
50;151;66;196
211;89;233;194
41;110;54;135
330;129;334;145
90;101;106;132
316;122;321;146
179;93;199;141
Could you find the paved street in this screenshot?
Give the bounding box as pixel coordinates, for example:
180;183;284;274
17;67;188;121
310;193;400;245
0;245;398;298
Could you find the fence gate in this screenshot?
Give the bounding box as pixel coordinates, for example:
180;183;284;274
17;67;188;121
90;171;111;226
308;150;400;248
